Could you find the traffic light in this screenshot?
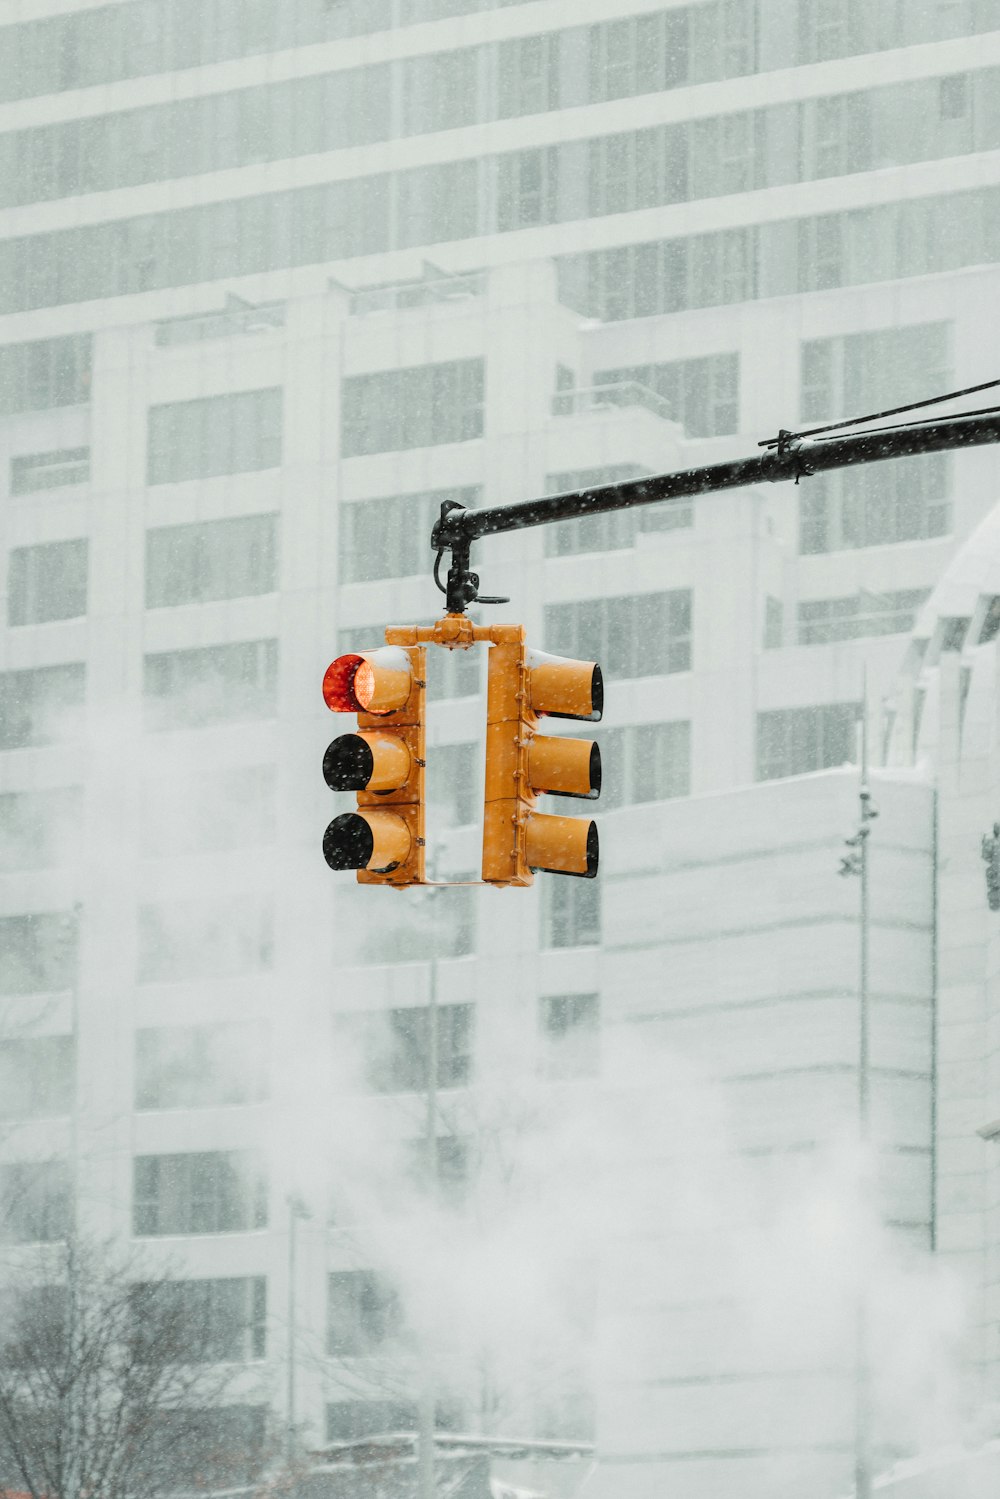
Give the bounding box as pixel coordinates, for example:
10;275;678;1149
482;627;602;886
321;645;426;885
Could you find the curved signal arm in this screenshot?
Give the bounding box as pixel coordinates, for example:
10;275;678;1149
430;410;1000;614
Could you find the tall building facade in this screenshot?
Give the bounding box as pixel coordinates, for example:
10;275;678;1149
2;1;1000;1495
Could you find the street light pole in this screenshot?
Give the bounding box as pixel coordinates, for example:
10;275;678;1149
417;865;441;1499
839;683;877;1499
286;1194;309;1465
63;900;83;1499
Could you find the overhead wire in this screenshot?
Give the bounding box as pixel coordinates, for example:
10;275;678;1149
759;376;1000;449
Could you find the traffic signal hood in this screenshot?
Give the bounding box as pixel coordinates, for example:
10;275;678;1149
321;646;426;886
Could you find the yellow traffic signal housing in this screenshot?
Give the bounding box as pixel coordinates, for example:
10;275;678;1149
321;645;426;886
482;627;602;886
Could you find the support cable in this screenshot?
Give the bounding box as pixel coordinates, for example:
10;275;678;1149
759;376;1000;449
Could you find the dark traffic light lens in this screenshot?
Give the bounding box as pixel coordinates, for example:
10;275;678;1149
323;813;374;871
323;735;375;792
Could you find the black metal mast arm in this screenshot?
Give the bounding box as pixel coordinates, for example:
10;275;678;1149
430;410;1000;612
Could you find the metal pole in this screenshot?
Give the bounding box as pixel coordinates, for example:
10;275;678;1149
451;411;1000;544
417;912;440;1499
286;1197;303;1465
431;409;1000;613
64;901;83;1499
855;686;873;1499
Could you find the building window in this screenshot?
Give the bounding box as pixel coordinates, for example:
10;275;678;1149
0;1035;73;1118
563;722;689;813
594;355;739;437
141;763;276;855
939;72;969;120
146;388;282;485
756;703;860;781
939;616;970;653
0;663;85;751
587;124;689;218
401;48;478;134
327;1271;401;1357
800;324;950;423
587;11;690;101
136;896;274;984
539;994;600;1081
0;787;81;871
630;721;691;803
497;33;559;117
497;146;559;231
427;743;478;829
0;333;91;414
0;1161;70;1243
764;597;783;649
799;455;950;554
339;487;480;583
7;539;88;626
798;0;862;63
798;589;930;645
545;592;692;679
407;1134;470;1206
326;1401;416;1442
341;360;484;456
134;1021;268;1110
132;1277;266;1362
143;640;278;730
0;911;78;995
543;880;601;950
978;598;1000;645
132;1151;268;1236
370;1004;474;1094
155;1405;269;1491
10;447;89;495
145;515;277;607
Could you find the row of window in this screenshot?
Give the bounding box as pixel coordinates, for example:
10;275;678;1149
0;985;600;1123
557;186;1000;324
0;0;536;102
0;316;947;439
796;589;930;646
4;133;1000;316
503;70;1000;231
0;870;601;992
6;469;941;630
0;589;677;742
2;0;993;107
0;1274;265;1365
6;516;279;627
4;24;992;210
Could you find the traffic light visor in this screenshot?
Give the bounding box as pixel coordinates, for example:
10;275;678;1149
528;735;601;799
527;650;603;721
323;647;412;715
525;814;599;878
323;810;412;872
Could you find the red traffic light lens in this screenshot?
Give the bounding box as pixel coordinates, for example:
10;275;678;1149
323;655;376;713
